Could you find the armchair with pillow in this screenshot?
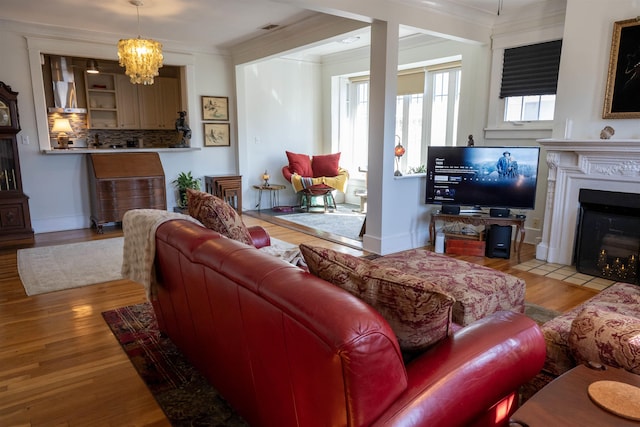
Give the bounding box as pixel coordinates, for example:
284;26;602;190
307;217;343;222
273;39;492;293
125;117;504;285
282;151;349;212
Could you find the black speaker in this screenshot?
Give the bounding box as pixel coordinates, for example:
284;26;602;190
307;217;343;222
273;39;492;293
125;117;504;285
489;208;510;218
485;225;512;258
441;205;460;215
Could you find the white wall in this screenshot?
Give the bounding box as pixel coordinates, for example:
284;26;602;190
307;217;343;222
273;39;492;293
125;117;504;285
554;0;640;139
0;23;238;233
237;58;323;209
482;9;566;246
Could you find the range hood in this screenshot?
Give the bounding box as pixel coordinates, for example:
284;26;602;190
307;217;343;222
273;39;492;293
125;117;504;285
48;56;87;114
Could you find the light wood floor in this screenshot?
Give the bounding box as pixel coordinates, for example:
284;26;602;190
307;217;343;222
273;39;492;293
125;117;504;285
0;217;599;426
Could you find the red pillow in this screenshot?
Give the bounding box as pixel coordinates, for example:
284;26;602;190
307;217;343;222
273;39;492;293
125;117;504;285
312;153;341;177
286;151;313;177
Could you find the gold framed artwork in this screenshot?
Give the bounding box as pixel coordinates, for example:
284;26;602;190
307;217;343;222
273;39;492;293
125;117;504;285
204;123;230;147
201;96;229;121
603;18;640;118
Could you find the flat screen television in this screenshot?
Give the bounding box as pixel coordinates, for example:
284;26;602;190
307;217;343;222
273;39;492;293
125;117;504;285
425;146;540;211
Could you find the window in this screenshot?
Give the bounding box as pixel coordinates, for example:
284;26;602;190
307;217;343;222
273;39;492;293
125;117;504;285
338;78;370;178
504;95;555;121
338;63;461;176
396;69;425;173
500;40;562;122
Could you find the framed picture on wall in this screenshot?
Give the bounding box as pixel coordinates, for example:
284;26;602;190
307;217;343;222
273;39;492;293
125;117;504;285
603;18;640;118
201;96;229;121
204;123;230;147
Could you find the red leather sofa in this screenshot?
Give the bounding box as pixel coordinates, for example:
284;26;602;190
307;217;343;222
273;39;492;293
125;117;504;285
151;219;546;427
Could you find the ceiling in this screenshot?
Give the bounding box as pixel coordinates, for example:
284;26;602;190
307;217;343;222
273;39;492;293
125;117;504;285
1;0;549;56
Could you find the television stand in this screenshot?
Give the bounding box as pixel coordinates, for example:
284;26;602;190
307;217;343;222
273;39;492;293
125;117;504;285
429;211;526;261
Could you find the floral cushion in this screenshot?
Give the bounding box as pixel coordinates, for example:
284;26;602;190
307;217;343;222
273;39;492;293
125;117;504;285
569;307;640;374
187;189;253;246
371;249;525;326
299;244;454;353
541;282;640;376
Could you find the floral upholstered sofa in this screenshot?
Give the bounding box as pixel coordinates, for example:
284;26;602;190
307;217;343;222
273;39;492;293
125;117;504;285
299;244;526;359
540;282;640;378
371;249;525;326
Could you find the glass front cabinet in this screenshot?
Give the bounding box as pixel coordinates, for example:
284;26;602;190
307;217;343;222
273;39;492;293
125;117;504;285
0;82;34;245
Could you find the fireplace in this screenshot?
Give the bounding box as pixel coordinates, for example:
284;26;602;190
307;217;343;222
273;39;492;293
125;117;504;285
575;189;640;284
536;139;640;267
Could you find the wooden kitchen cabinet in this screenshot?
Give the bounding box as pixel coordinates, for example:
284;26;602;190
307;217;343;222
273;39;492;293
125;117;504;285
0;82;34;245
88;152;166;233
115;74;140;129
138;77;180;129
159;77;180;129
87;73;180;130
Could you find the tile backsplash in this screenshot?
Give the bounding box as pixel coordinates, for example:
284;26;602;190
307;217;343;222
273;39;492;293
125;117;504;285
47;114;184;148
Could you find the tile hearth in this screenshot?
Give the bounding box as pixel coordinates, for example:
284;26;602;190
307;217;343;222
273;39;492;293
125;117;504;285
514;259;616;291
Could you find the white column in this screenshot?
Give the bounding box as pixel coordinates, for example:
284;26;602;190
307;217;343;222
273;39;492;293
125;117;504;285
362;19;400;255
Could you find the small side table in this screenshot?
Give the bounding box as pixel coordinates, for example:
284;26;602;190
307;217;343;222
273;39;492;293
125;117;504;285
253;184;286;210
204;175;242;212
510;363;640;426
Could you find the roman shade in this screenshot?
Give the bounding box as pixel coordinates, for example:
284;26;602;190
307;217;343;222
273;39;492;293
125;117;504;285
500;40;562;98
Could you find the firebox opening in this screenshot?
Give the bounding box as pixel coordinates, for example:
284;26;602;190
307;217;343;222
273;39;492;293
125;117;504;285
575;189;640;285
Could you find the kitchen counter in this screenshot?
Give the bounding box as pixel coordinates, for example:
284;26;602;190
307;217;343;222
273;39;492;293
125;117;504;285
41;147;201;154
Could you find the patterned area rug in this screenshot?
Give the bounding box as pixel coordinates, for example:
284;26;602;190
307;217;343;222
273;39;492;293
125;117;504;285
102;302;248;427
524;302;560;326
103;301;559;425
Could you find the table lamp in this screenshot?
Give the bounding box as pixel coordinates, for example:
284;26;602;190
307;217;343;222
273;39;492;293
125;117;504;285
262;170;270;187
51;118;74;149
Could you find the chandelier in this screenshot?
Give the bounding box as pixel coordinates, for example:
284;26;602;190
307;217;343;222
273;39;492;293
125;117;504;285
117;0;163;85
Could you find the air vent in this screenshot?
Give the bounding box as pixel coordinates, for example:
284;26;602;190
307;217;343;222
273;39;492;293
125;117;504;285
261;24;279;30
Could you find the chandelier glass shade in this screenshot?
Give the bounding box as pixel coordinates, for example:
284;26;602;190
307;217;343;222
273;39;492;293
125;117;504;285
117;0;163;85
118;37;163;85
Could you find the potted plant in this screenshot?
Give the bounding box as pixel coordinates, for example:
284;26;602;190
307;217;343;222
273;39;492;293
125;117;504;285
172;171;201;209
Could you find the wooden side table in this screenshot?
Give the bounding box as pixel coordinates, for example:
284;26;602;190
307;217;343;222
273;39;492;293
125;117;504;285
253;184;286;210
204;175;242;212
510;364;640;426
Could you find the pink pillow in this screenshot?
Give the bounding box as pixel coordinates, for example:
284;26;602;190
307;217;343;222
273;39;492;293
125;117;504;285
286;151;313;177
187;189;253;246
311;153;340;178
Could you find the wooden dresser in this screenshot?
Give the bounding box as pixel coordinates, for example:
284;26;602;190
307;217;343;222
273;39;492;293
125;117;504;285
88;152;166;232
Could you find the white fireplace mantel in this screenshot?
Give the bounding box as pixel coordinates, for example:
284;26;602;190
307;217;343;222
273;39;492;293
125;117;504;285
536;139;640;265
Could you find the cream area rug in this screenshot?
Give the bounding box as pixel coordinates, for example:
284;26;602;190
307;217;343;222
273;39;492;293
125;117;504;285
17;236;300;296
17;237;124;296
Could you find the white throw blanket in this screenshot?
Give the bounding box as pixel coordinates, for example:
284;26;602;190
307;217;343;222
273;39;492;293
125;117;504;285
121;209;202;299
121;209;306;299
260;238;307;269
